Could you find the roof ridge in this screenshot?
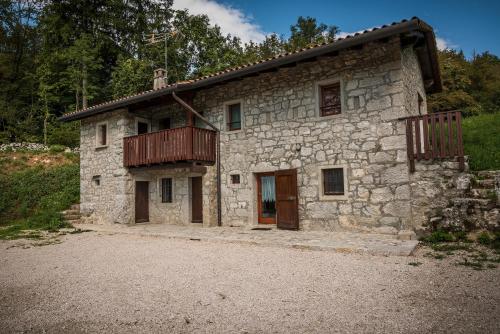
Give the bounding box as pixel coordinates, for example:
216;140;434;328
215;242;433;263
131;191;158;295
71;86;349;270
61;17;429;120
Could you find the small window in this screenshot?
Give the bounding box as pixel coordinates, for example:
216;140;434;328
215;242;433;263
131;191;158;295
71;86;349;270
158;118;171;130
231;174;240;184
227;103;241;131
92;175;101;186
137;121;149;134
322;168;344;195
96;123;107;147
320;83;341;116
161;178;172;203
418;93;424;115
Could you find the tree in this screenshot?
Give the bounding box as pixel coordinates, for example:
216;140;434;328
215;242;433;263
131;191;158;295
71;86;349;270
287;16;339;51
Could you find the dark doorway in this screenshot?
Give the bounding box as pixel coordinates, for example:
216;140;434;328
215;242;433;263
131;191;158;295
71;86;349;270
191;177;203;224
158;118;171;130
256;172;276;224
137;121;149;134
135;181;149;223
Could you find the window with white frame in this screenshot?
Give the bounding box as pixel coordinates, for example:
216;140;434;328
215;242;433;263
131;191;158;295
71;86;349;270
96;122;108;147
319;166;347;200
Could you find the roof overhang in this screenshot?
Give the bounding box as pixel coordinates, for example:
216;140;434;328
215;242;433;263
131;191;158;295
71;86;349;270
60;17;441;122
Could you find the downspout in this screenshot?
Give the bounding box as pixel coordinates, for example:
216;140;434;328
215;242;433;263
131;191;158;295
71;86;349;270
172;91;222;227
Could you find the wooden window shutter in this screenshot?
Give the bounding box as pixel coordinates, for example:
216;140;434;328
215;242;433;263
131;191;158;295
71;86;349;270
320;83;341;116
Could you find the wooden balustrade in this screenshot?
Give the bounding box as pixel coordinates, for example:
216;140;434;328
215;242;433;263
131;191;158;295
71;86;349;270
123;126;216;167
405;111;464;172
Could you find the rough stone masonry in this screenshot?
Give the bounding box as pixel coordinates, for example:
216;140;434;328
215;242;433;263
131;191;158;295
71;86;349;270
78;35;460;236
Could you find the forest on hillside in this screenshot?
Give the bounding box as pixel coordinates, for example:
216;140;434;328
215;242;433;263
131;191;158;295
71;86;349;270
1;0;499;148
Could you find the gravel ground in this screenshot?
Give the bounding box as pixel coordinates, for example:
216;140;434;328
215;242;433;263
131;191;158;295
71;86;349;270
0;232;499;333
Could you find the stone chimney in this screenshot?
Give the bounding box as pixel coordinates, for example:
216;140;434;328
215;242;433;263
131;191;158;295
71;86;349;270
153;68;167;90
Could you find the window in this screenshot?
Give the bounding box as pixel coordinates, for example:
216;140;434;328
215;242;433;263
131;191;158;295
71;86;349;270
322;168;344;196
418;93;424;115
231;174;240;184
158;118;171;130
161;178;172;203
92;175;101;186
227;103;241;131
137;121;149;134
320;82;341;116
96;123;107;147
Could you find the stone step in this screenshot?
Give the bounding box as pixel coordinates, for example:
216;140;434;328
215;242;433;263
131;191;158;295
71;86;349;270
476;170;500;179
63;214;81;220
473;179;496;189
451;197;496;210
62;209;80;216
70;203;80;211
66;219;81;225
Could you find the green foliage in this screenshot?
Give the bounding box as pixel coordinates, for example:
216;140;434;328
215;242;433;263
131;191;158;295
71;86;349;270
422;231;454;243
49;144;66;153
428;49;500;117
462;113;500;170
0;162;79;239
477;232;497;247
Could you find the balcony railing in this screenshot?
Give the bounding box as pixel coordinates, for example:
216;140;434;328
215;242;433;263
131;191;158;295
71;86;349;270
405;111;465;172
123;126;216;167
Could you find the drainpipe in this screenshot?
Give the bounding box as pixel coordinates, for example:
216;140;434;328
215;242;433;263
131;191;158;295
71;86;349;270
172;91;222;227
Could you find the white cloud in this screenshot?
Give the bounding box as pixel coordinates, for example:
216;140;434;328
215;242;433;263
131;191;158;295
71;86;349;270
172;0;266;43
338;29;457;51
436;36;457;51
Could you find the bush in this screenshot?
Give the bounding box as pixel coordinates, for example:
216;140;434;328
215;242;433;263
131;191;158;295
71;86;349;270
422;231;454;243
49;144;66;153
477;232;492;245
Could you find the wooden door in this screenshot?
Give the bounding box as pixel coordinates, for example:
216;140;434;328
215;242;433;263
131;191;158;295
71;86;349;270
135;181;149;223
191;176;203;223
256;173;276;224
275;169;299;230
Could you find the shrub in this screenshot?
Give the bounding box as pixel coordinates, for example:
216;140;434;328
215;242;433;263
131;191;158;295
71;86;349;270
477;232;492;245
422;231;454;243
49;144;66;153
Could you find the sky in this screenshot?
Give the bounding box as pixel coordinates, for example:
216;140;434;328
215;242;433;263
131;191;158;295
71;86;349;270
172;0;500;57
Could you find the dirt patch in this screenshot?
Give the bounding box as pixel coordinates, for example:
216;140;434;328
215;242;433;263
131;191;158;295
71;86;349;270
0;232;498;333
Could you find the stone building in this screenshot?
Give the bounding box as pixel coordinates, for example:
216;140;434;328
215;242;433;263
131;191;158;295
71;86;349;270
61;18;463;237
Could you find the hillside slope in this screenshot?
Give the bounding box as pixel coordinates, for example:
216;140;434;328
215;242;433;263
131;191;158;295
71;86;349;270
0;151;79;239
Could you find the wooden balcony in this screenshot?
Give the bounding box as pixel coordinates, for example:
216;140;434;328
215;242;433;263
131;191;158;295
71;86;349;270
405;111;465;172
123;126;217;168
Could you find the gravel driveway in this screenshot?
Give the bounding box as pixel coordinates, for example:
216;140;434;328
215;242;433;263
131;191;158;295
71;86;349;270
0;232;499;333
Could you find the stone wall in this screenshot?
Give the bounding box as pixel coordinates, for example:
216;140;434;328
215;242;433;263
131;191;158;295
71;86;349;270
79;38;441;234
189;38;425;233
80;109;136;224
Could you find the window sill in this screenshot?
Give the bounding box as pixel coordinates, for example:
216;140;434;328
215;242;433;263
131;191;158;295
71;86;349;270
95;145;108;150
225;128;244;134
315;113;344;122
319;194;348;201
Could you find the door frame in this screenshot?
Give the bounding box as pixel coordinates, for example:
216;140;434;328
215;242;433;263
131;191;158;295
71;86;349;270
190;176;203;224
135;180;149;223
256;172;277;224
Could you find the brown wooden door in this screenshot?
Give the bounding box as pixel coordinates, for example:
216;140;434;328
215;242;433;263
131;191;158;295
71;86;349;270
135;181;149;223
275;169;299;230
191;177;203;223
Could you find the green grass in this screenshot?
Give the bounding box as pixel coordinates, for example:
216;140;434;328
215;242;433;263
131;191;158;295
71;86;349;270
0;163;79;239
462;113;500;171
